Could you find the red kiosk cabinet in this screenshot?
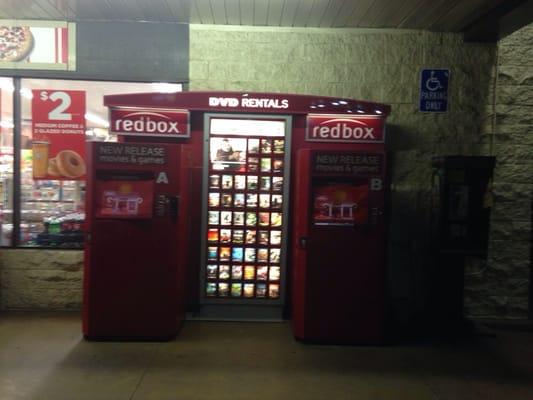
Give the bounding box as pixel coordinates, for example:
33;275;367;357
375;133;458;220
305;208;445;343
291;115;388;344
83;141;191;340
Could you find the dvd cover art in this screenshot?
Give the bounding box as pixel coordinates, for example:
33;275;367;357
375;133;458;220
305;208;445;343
260;176;271;191
209;192;220;207
243;283;254;298
258;230;269;245
257;248;269;263
232;230;244;244
269;249;281;263
244;247;256;262
233;212;244;226
232;247;243;262
218;283;229;296
259;194;270;208
209;174;220;189
219;265;230;280
271;213;282;227
207;229;219;242
269;267;281;281
269;284;280;298
244;265;255;280
234;193;245;207
211;137;247;172
271;195;282;209
247;157;259;172
208;211;220;225
246;193;258;207
256;283;267;297
231;265;243;280
207;265;217;279
246;212;257;226
245;230;256;244
257;266;268;280
231;283;242;297
258;212;270;227
207;246;218;260
220;229;231;243
247;176;258;190
261;139;272;153
221;193;232;207
270;230;282;245
221;175;233;189
272;177;283;191
260;158;271;172
219;247;230;261
272;159;283;172
248;139;259;153
234;175;246;190
206;282;217;296
220;211;232;226
273;139;284;153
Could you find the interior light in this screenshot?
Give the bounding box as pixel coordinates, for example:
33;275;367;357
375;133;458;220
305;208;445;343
85;112;110;128
151;82;182;93
375;109;383;115
331;101;339;106
0;78;14;91
317;103;326;108
338;100;348;105
20;88;33;99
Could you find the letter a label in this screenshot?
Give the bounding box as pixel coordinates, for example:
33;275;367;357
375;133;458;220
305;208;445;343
156;172;169;184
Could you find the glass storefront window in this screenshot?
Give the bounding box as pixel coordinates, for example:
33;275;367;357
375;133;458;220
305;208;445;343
0;77;14;246
0;77;181;248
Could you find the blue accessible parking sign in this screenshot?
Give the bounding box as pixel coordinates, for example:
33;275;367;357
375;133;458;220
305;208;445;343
419;69;450;112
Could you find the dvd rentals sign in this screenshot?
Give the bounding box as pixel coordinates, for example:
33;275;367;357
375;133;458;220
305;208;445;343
31;89;86;180
110;108;190;138
306;115;385;143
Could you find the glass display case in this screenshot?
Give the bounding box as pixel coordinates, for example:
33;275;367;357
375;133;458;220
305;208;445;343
203;117;289;301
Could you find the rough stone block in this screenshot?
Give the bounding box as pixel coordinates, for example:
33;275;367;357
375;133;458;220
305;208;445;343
492;144;533;164
496;85;533;105
497;65;533;85
225;81;266;92
493;163;533;183
499;45;533;66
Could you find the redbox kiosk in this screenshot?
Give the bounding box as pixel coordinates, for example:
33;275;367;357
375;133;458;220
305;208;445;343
89;91;390;343
83;141;191;339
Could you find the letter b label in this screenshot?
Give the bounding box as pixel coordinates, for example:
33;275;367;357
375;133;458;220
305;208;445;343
370;178;383;191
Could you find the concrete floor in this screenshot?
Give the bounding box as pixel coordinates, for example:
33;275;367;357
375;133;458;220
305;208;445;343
0;313;532;400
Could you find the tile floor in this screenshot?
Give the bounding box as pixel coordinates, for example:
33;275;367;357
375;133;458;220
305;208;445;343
0;312;532;400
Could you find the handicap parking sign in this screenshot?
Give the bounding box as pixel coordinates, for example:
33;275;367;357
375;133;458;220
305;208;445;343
419;69;449;112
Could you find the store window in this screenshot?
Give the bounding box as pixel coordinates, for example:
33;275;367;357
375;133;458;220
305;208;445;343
0;77;181;248
0;77;14;246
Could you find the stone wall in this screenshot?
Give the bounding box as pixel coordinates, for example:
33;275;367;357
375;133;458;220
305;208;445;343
190;25;497;322
465;23;533;318
0;250;83;310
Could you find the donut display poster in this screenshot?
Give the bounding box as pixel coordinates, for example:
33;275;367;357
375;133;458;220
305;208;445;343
31;89;86;181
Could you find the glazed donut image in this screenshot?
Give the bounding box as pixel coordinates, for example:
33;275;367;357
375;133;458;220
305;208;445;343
47;157;61;177
56;150;86;178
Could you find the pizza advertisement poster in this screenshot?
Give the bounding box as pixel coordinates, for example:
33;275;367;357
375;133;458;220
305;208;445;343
0;21;75;70
31;89;87;181
313;183;369;226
